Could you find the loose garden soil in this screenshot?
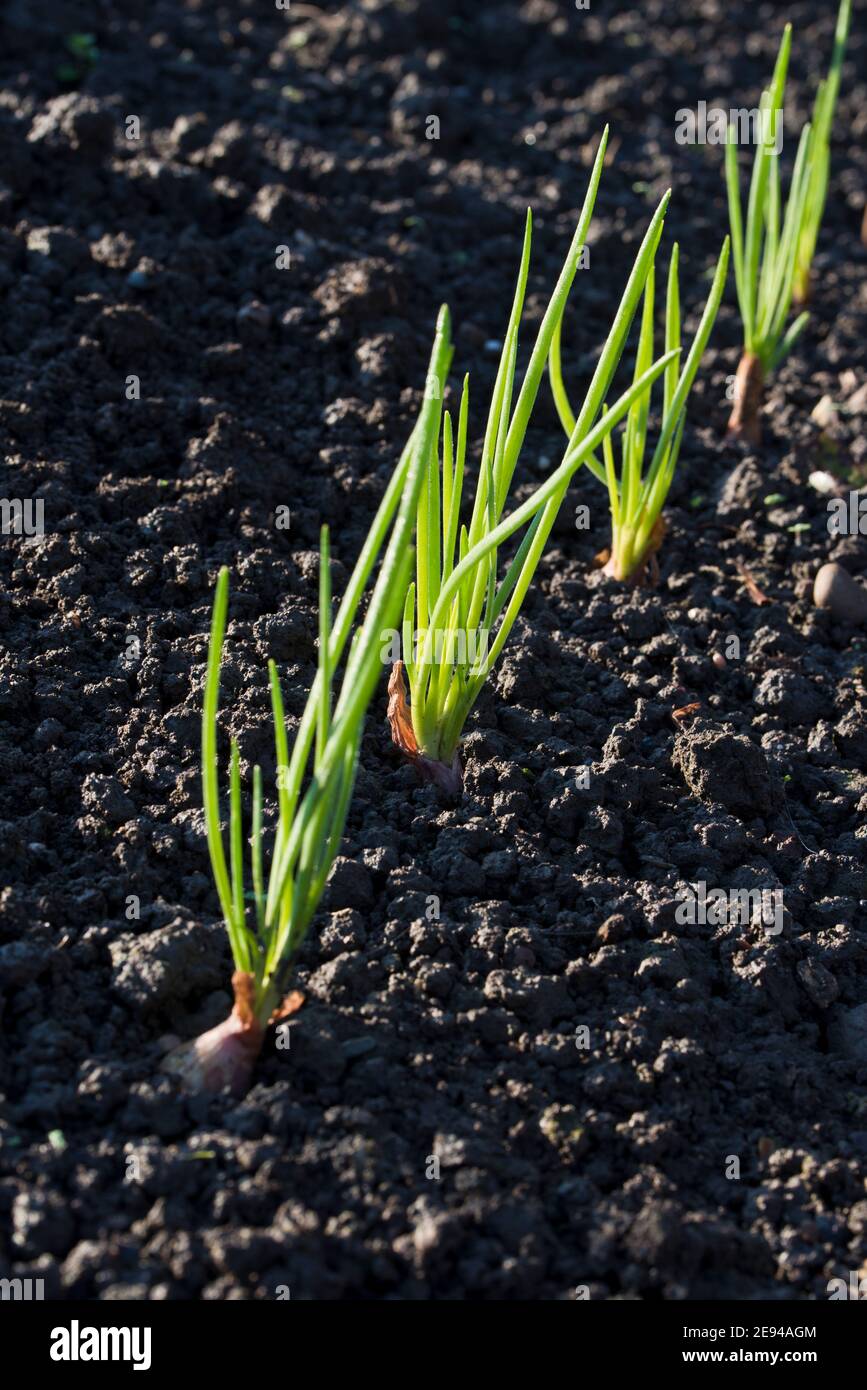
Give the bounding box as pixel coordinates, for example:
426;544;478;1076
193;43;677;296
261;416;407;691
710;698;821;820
1;0;866;1300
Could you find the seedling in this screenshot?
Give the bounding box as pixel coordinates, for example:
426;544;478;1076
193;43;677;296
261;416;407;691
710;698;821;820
793;0;851;306
549;238;729;582
389;130;678;792
725;25;814;443
57;32;99;84
165;309;452;1095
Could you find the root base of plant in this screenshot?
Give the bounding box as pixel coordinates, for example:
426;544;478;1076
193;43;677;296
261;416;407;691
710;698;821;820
594;515;666;587
387;661;464;798
162;971;265;1098
726;352;765;445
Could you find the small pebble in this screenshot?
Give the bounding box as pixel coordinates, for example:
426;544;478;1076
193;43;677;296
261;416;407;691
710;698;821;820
813;562;867;626
808;470;839;495
811;395;836;429
844;381;867;415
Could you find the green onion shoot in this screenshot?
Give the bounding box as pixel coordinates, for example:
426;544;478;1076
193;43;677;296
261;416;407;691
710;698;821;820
387;129;677;793
549;238;729;582
164;308;452;1095
793;0;851;307
724;24;813;443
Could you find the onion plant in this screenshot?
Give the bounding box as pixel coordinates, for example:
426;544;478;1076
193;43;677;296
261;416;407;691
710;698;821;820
725;25;813;443
165;308;452;1095
548;238;730;582
388;128;678;794
793;0;851;307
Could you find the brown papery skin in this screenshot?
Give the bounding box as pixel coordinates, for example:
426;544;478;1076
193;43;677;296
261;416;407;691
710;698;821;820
726;352;764;445
387;661;464;798
162;971;265;1097
600;515;666;588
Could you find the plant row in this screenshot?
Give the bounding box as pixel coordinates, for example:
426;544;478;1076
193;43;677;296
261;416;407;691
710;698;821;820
164;7;852;1096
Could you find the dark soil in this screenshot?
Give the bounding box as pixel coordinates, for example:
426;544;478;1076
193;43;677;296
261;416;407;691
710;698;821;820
1;0;866;1301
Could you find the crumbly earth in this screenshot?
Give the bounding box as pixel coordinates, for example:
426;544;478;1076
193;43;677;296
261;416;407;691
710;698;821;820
1;1;865;1301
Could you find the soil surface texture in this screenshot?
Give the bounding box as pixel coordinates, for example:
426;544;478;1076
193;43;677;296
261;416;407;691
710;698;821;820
1;0;866;1300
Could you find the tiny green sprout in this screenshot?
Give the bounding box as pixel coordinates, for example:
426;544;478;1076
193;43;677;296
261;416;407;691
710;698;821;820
689;494;706;510
793;0;852;307
164;311;451;1095
788;522;811;534
48;1129;67;1154
388;129;678;793
550;237;730;583
725;25;814;444
66;32;98;60
57;32;99;84
764;493;786;505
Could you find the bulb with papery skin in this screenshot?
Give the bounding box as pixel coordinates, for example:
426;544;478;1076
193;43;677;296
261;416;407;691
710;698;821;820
162;971;267;1098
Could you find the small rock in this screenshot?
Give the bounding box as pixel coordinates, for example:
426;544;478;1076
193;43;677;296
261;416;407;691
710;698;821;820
808;470;840;495
844;381;867;415
813;563;867;626
811;395;837;429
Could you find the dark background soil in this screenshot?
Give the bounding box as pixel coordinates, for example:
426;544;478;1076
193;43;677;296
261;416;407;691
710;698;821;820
1;0;865;1300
